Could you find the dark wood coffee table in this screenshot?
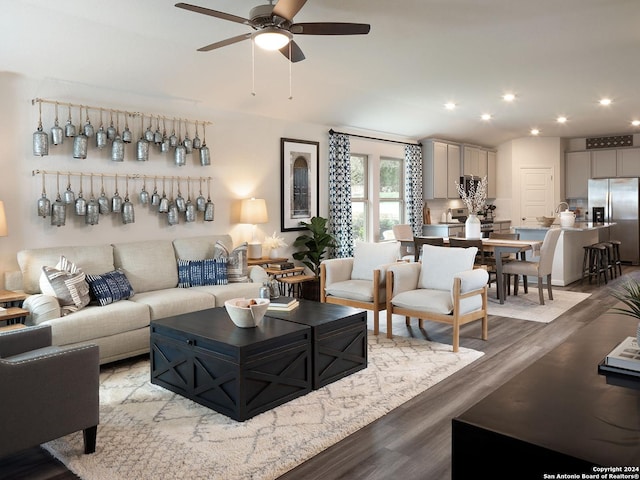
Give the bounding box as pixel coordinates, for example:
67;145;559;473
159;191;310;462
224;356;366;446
151;309;313;422
265;299;367;389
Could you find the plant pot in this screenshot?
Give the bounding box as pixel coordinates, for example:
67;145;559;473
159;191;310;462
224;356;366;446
300;277;321;302
269;248;281;259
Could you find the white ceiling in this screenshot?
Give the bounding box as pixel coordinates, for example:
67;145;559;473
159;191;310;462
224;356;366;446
3;0;640;147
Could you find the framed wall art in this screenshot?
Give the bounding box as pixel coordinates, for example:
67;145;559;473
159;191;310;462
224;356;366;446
281;138;319;231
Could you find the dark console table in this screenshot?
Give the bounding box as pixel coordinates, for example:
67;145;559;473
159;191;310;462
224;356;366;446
452;305;640;478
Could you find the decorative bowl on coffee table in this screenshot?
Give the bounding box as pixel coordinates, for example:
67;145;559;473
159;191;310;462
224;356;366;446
224;298;270;328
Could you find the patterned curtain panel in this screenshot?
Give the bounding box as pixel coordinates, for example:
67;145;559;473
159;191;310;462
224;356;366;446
328;132;353;258
404;144;424;237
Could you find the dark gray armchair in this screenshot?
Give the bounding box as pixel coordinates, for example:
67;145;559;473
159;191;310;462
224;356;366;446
0;325;99;458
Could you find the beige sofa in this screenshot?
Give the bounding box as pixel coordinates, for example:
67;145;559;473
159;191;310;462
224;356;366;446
13;235;268;365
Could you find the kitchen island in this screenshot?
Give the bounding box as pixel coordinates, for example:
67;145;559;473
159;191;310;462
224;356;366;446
514;223;614;286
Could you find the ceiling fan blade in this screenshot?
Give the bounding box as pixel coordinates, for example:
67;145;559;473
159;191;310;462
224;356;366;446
290;22;371;35
175;2;251;26
272;0;308;22
279;40;305;63
197;33;252;52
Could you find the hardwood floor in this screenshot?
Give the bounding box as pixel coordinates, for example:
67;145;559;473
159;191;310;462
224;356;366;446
1;267;635;480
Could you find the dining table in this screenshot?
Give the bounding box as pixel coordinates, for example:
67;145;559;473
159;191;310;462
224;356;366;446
402;237;543;304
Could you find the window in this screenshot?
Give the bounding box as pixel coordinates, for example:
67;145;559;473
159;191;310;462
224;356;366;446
350;154;368;242
350;154;404;243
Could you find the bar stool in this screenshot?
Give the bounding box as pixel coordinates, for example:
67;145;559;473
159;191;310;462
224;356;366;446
609;240;623;277
598;242;615;280
581;243;608;286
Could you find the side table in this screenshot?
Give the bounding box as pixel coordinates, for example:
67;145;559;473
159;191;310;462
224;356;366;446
0;290;29;330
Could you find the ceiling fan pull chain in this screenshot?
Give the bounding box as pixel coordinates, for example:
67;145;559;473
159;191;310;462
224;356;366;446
251;40;256;97
288;41;293;100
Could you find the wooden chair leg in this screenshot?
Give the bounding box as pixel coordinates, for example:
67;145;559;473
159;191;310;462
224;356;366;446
373;309;379;336
386;309;393;339
547;273;553;300
537;277;545;305
405;316;410;326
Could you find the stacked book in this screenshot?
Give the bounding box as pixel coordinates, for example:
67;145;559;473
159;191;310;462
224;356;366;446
267;262;295;270
604;336;640;372
267;296;299;311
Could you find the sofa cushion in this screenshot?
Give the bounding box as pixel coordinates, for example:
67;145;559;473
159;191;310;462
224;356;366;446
86;270;135;306
214;241;249;283
17;245;115;294
39;256;91;315
177;258;228;288
172;235;233;260
130;289;216;320
191;282;264;307
112;240;178;293
351;241;399;281
418;245;477;291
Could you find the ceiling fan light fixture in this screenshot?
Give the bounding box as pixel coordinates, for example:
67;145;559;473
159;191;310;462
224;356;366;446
253;27;292;51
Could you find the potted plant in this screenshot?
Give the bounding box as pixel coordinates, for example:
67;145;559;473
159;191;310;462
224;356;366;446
610;279;640;345
292;216;337;301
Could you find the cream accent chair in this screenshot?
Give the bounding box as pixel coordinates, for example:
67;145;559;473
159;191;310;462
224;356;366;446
320;241;400;336
386;244;489;352
501;228;562;305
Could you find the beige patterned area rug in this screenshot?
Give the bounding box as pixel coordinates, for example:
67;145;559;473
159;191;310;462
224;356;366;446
487;287;591;323
43;333;483;480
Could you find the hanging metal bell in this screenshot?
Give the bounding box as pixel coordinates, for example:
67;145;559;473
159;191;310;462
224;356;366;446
154;128;163;144
112;192;123;213
175;193;186;212
204;198;214;221
33;126;49;156
192;133;202;149
37;193;51;218
139;186;150;205
51;197;66;227
167;202;179;225
169;131;178;148
151;188;160;206
63;186;75;204
65;118;76;137
111;137;124;162
183;134;193;154
83;120;94;138
73;132;88;159
98;192;110;214
51;120;64;146
175;144;186;166
122;197;135;224
136;137;150;161
86;199;99;225
75;194;87;216
158;194;169;213
200;144;211;166
96;126;107;149
106;122;117;141
144;126;154;143
196;193;206;212
122;125;133;143
185;201;196;222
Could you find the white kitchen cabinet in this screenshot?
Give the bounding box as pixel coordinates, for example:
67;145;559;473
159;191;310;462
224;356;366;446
423;140;461;199
617;148;640;177
565;151;591;198
463;146;487;178
591;149;617;178
487;151;497;198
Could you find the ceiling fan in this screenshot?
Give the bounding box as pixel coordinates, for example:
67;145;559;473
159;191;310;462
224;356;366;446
175;0;371;63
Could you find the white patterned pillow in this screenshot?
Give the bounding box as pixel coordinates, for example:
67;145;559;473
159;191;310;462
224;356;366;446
39;256;90;315
214;241;248;283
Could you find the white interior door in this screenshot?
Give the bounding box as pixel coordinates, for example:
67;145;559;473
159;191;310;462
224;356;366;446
520;167;554;225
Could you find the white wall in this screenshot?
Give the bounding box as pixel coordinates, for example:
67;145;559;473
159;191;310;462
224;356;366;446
0;72;417;287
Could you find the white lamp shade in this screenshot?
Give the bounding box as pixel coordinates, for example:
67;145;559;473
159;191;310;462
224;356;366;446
240;198;268;224
0;201;7;237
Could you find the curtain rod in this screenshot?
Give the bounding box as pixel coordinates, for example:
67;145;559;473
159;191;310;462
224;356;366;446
329;129;421;147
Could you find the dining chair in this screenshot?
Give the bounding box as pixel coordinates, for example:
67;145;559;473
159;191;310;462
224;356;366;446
392;224;415;260
413;237;444;262
501;228;562;305
489;232;521;293
449;238;497;286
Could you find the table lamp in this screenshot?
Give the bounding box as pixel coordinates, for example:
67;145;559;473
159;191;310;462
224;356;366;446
240;198;268;259
0;201;7;237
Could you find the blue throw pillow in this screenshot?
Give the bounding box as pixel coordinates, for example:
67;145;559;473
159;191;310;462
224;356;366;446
86;270;135;306
177;258;228;288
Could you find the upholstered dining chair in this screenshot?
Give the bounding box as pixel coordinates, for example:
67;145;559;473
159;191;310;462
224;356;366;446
489;232;521;293
392;224;415;260
0;325;100;458
320;240;400;337
413;237;445;262
449;238;497;287
501;228;562;305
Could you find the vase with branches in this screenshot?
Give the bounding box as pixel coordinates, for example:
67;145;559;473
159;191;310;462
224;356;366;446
455;176;488;215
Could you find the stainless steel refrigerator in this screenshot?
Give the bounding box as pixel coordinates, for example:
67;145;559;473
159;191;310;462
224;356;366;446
588;178;640;265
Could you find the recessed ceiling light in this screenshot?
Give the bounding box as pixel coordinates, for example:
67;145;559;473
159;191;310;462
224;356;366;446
530;129;540;135
599;98;612;106
557;116;567;124
481;113;492;121
502;93;516;102
632;120;640;127
444;102;456;110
